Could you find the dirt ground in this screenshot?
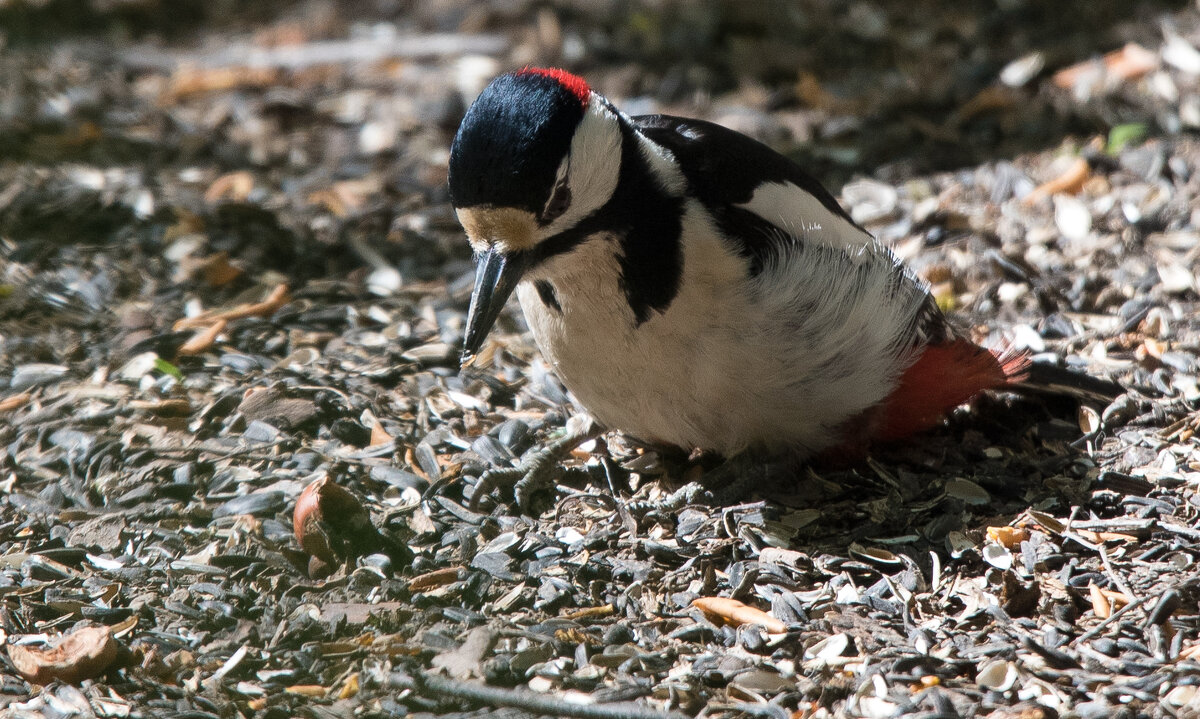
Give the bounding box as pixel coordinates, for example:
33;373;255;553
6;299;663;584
2;1;1200;718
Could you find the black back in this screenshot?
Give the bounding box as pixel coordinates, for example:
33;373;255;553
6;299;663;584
632;114;865;274
632;114;856;222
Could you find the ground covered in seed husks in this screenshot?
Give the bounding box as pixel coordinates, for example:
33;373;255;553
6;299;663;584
3;2;1200;718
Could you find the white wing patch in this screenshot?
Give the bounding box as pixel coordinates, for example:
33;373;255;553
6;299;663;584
738;180;867;249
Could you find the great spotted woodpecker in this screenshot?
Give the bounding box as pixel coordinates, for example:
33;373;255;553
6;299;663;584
448;68;1112;504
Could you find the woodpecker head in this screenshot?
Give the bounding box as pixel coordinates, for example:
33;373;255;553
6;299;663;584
449;68;623;363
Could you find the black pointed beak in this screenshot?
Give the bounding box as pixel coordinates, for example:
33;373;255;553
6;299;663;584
461;247;528;365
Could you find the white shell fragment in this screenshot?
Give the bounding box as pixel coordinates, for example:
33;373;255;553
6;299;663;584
804;632;850;661
976;660;1019;692
982;542;1014;571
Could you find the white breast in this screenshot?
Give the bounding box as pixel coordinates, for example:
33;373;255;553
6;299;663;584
517;202;927;457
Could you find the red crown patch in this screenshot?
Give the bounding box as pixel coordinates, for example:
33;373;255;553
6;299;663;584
517;67;591;106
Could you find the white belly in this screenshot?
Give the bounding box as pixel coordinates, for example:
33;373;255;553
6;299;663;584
516;206;924;457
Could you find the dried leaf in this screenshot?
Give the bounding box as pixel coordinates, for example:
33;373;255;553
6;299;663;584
1180;643;1200;661
338;672;359;699
8;626;119;684
199;252;243;287
430;626;497;679
561;605;616;621
169;66;278;101
1026;510;1065;534
128;398;192;416
1077;529;1137;544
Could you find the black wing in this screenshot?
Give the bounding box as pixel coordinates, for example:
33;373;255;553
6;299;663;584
631;114;866;274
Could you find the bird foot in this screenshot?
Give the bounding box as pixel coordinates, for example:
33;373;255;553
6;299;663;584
630;453;770;514
469;419;601;514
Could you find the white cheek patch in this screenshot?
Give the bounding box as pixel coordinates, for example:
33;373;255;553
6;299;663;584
539;98;623;236
738;181;866;249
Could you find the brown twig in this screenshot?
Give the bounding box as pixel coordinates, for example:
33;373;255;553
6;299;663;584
173;283;291;330
388;670;689;719
1073;593;1152;645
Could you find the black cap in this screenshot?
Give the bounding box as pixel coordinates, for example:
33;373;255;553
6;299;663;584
449;71;588;213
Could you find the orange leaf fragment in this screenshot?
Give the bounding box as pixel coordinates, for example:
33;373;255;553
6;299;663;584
1088;583;1132;618
7;625;119;685
407;567;464;592
986;526;1030;549
176;319;227;357
1023;157;1090;204
0;392;31;413
951;85;1020;125
795;72;840;111
338;672;360;699
370;421;394;447
1089;583;1112;619
1053;43;1159;89
1097;587;1132;607
205;171;255;204
167;65;279;102
129;398;193;416
692;597;787;634
1180;643;1200;661
1104;43;1159;82
1142;338;1167;360
173;283;291;330
1077;529;1137;544
307;180;372;218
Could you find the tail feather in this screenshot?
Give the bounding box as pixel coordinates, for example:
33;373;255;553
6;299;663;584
823;339;1121;462
872;339;1122;444
1014;360;1124;405
874;340;1027;442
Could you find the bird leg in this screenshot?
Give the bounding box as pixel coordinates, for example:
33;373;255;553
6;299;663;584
469;418;602;514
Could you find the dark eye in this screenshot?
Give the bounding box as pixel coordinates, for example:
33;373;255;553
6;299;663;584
541;180;571;224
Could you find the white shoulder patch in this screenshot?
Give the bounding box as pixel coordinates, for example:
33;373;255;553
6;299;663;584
633;130;686;196
737;181;867;249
